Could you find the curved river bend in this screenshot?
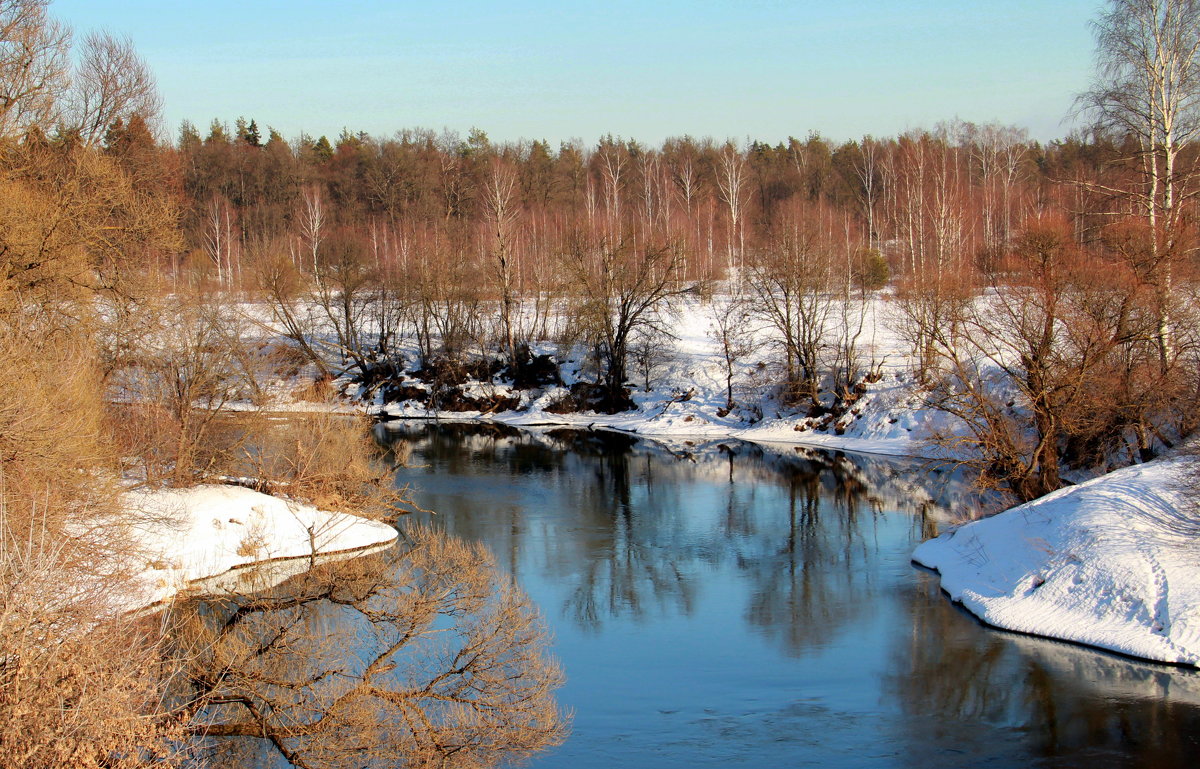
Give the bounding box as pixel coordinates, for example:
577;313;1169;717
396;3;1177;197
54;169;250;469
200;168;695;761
377;423;1200;769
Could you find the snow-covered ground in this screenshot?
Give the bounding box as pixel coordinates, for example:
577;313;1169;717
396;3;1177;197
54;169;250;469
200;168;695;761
914;459;1200;667
359;295;955;458
126;484;397;609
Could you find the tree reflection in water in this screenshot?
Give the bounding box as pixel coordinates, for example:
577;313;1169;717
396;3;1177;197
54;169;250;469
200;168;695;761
378;423;1200;767
379;424;964;654
170;526;569;769
887;573;1200;768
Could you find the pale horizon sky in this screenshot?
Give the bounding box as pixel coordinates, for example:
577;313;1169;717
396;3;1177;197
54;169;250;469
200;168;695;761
52;0;1101;147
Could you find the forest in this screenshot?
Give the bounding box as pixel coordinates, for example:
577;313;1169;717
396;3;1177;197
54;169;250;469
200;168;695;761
2;0;1200;766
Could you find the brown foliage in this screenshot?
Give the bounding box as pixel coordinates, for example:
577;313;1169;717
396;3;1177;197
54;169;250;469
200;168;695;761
0;598;180;768
0;1;69;137
0;136;178;314
0;313;179;769
171;525;569;769
925;213;1198;502
107;286;254;486
230;410;409;522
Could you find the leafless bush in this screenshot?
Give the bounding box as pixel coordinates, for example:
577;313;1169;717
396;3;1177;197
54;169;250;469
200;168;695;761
229;410;409;522
108;287;253;485
744;216;838;407
0;527;182;769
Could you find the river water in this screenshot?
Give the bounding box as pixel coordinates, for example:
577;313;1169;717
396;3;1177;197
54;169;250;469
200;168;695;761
378;422;1200;769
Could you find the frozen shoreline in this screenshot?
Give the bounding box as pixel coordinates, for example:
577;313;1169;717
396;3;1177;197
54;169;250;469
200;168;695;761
126;484;397;610
913;459;1200;667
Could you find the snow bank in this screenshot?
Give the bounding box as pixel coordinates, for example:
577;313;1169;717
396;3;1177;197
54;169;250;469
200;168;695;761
126;484;397;608
914;459;1200;666
357;295;955;458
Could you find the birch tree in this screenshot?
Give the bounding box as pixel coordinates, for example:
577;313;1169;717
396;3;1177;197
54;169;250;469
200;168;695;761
482;157;521;366
716;141;748;274
1083;0;1200;370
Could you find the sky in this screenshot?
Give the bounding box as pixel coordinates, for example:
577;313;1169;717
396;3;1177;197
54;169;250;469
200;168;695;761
52;0;1101;147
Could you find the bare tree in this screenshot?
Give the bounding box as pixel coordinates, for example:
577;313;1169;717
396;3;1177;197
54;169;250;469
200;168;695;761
596;138;626;230
666;140;703;276
203;194;239;287
628;323;675;393
1083;0;1200;370
255;238;334;380
67;30;163;146
967;122;1028;253
925;219;1085;501
411;229;485;367
708;288;755;412
922;215;1187;502
110;288;253;485
745;215;837;407
482;157;521;367
298;184;326;278
716;141;749;274
312;229;377;375
562;234;688;412
851;135;885;250
886;129;978;383
0;0;69;137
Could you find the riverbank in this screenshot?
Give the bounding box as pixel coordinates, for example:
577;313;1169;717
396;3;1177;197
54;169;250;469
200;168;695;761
125;484;398;609
351;295;949;459
914;458;1200;667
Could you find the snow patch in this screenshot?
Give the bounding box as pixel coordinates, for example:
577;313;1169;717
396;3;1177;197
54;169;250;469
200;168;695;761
126;484;397;608
914;459;1200;666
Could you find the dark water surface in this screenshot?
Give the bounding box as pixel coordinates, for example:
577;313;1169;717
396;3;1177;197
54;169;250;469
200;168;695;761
380;422;1200;769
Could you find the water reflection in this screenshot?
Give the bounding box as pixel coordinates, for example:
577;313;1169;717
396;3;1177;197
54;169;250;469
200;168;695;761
378;422;1200;768
378;424;967;649
173;526;568;769
889;571;1200;768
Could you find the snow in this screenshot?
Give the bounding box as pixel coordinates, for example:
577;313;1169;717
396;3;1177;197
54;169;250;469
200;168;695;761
359;295;958;459
914;459;1200;667
125;484;397;609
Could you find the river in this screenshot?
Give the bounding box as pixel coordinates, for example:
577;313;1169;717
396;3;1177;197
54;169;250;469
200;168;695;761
379;422;1200;769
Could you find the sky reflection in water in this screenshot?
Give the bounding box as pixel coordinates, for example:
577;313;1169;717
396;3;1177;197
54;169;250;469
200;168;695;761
382;423;1200;769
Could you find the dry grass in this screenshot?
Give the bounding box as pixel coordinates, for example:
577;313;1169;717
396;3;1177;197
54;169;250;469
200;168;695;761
0;322;182;767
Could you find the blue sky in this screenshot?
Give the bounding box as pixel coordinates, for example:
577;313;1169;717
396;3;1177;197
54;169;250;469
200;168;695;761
52;0;1100;146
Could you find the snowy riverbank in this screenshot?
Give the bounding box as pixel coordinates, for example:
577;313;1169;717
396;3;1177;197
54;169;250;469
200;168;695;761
361;295;950;459
126;484;397;609
914;459;1200;667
